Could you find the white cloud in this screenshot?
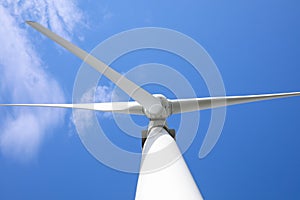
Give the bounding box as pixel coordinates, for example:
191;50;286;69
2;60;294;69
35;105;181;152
82;85;114;103
0;0;85;161
71;85;114;133
2;0;85;40
102;10;114;22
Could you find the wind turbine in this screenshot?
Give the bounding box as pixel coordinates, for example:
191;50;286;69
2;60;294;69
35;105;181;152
1;21;300;199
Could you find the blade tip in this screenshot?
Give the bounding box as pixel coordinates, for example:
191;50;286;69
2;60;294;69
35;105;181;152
25;21;35;25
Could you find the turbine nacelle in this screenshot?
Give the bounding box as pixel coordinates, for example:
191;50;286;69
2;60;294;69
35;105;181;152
143;94;171;120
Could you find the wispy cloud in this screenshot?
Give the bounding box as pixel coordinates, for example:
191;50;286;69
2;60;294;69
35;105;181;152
71;85;114;133
0;0;85;161
102;9;114;23
2;0;85;40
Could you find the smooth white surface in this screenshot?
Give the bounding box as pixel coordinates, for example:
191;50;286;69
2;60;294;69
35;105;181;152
0;102;144;115
3;91;299;116
135;127;203;200
170;91;300;114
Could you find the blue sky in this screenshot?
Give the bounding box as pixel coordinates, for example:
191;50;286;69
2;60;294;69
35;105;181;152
1;0;300;199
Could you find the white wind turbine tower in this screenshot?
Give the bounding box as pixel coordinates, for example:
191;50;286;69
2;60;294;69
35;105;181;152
1;22;300;200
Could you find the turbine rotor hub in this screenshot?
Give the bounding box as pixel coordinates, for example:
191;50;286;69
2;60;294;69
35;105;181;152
144;94;171;119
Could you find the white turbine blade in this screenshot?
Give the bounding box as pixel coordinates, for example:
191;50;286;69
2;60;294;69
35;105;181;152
0;102;144;115
26;21;162;115
170;91;300;159
170;91;300;114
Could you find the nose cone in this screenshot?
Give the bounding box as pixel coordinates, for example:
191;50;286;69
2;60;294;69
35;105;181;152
149;104;164;116
144;94;170;119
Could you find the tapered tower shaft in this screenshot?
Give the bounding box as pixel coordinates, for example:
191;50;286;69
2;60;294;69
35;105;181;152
135;127;203;200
